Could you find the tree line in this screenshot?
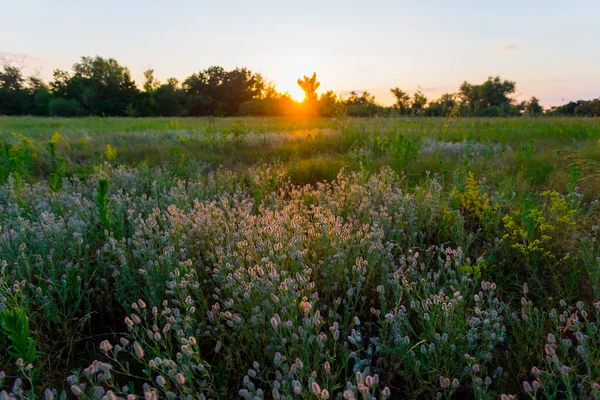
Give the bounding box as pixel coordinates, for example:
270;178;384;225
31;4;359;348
1;56;599;117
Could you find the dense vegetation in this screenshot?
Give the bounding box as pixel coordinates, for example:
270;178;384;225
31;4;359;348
1;56;599;118
0;116;599;399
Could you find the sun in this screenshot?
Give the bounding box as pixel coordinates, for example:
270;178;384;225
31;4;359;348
266;52;325;102
275;83;306;102
289;87;306;102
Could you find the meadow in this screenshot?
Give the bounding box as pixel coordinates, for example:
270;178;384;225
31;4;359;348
1;116;600;399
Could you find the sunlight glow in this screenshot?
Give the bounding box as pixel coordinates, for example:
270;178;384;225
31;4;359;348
280;85;306;102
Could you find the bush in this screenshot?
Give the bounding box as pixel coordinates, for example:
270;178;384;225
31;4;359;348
48;98;84;117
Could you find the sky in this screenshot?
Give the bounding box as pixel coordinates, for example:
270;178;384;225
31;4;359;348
2;0;599;107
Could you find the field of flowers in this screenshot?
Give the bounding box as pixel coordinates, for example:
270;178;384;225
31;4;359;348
1;116;600;399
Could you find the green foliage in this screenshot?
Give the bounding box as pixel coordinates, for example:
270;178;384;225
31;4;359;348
385;132;418;170
48;98;84;116
0;307;37;364
1;56;598;117
0;133;36;183
390;87;410;114
0;117;599;398
96;177;111;230
459;76;518;116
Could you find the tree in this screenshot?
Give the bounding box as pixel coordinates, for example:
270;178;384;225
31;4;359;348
48;98;84;116
344;91;381;117
0;62;30;115
143;69;160;93
318;90;340;117
426;93;457;116
524;96;543;115
390;87;410;114
28;75;51;115
48;56;140;116
459;76;517;116
297;72;320;103
411;91;428;115
183;66;264;116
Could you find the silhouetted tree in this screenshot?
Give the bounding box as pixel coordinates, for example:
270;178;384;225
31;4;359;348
426;93;457;116
297;73;320;103
0;62;29;114
344;91;381;117
184;66;263;116
390;87;410;114
411;91;428;115
459;76;517;116
318;90;339;117
524;96;543;115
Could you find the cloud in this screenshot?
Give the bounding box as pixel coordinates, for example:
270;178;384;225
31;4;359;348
498;43;518;52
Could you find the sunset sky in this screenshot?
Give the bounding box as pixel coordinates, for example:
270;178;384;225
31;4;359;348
2;0;599;106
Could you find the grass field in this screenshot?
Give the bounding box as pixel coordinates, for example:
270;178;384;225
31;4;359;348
1;116;600;399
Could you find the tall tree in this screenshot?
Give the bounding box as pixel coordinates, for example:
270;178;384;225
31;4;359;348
184;66;263;116
390;87;410;114
411;91;428;115
0;62;30;114
143;69;160;93
524;96;543;115
426;93;458;116
297;72;320;103
459;76;517;116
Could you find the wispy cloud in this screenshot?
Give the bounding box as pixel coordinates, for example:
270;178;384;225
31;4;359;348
498;43;518;52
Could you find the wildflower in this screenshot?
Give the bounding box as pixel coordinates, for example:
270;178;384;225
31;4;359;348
156;375;166;387
105;391;118;400
131;314;142;324
439;376;450;389
133;341;144;359
472;364;480;373
311;382;321;395
293;380;302;394
560;365;570;376
270;314;280;330
99;340;113;352
321;389;330;399
144;391;157;400
215;341;222;353
176;373;186;385
523;381;532;393
71;385;83;396
299;301;312;314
